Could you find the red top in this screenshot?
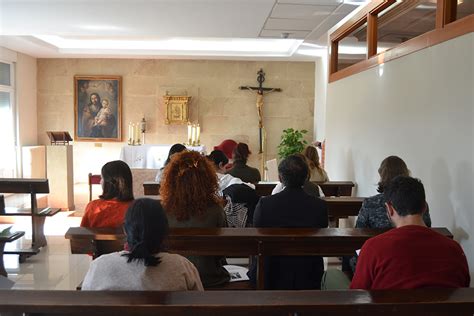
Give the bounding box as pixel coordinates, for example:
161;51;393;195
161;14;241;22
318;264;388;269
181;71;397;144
350;225;470;290
80;199;132;228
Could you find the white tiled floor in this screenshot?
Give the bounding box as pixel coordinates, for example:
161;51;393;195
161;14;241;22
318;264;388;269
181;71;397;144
2;183;93;290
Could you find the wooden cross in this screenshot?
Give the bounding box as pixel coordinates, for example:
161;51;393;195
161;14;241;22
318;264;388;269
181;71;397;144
239;69;282;154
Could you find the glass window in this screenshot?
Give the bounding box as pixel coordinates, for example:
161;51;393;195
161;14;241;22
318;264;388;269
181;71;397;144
0;62;11;86
456;0;474;21
337;21;368;71
0;91;16;178
377;0;437;54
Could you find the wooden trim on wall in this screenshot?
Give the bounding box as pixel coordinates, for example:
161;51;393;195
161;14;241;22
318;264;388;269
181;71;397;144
330;41;339;74
329;14;474;83
367;13;378;58
437;0;458;28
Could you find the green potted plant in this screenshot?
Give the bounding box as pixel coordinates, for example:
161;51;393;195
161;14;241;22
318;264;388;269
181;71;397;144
277;128;308;159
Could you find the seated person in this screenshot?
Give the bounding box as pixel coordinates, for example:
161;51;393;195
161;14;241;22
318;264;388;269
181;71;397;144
226;143;261;184
248;154;328;290
82;198;203;291
208;149;259;225
207;150;255;194
351;176;470;289
155;143;187;183
344;156;432;273
81;160;134;227
303;145;329;182
160;151;230;288
271;154;324;198
214;139;237;170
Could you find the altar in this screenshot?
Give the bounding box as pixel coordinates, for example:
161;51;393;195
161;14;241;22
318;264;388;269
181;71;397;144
119;144;206;169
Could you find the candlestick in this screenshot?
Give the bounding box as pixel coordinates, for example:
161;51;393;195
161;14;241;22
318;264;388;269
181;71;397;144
196;124;200;145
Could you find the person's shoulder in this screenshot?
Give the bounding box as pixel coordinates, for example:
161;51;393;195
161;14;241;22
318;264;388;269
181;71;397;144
91;251;126;267
362;193;385;209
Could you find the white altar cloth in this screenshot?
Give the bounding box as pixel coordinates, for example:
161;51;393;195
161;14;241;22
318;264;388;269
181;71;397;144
120;144;206;169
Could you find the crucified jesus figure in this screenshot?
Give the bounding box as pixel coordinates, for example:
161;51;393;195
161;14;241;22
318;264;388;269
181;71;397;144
239;69;282;154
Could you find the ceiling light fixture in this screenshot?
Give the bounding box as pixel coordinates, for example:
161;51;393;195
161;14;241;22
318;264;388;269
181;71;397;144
34;35;303;57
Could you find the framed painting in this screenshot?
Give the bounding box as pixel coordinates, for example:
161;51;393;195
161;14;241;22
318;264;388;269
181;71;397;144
74;75;122;141
164;95;191;125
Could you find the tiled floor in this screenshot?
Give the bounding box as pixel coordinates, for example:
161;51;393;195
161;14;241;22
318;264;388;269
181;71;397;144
2;183;93;290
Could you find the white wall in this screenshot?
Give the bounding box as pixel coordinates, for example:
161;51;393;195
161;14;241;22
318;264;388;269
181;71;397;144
314;54;328;141
325;33;474;283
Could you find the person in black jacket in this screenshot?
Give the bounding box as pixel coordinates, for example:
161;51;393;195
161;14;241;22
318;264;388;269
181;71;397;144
248;154;328;289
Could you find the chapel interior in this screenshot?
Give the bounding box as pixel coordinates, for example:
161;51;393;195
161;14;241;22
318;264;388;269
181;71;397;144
0;0;473;313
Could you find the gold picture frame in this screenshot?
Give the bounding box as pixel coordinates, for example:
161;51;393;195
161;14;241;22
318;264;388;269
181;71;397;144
164;95;191;125
74;75;122;142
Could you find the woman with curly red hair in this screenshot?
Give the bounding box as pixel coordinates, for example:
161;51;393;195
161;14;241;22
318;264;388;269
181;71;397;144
160;151;230;288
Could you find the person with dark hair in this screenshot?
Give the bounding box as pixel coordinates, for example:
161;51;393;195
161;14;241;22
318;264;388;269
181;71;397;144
207;150;255;194
227;143;261;184
82;198;203;291
351;176;470;289
161;151;230;288
155;143;187;183
81;160;134;228
248;154;328;289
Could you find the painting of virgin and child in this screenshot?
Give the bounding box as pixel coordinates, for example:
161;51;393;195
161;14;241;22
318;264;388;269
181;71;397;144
74;76;122;141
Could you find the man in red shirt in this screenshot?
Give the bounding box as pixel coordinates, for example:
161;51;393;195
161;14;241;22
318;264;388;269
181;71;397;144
351;176;470;289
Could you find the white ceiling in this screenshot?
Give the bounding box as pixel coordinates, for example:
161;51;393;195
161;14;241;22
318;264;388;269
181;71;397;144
0;0;365;59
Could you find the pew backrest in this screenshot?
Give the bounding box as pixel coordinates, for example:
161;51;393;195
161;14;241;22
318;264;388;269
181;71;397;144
0;288;473;316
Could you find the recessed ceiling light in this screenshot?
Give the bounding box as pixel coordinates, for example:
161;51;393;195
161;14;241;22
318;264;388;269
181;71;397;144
34;35;304;57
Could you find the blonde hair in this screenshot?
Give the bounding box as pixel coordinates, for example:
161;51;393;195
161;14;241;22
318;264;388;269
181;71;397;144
303;146;323;172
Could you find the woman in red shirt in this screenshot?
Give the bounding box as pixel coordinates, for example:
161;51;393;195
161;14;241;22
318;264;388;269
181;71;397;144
81;160;134;228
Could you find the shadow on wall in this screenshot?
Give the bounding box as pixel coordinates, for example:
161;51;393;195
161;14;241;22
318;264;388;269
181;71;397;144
452;161;473;247
429;159;455;232
345;148;356;194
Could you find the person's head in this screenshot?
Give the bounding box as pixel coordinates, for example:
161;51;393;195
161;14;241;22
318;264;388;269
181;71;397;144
164;143;187;166
214;139;237;160
303;146;320;170
233;143;251;164
99;160;134;201
122;198;169;266
384;176;427;224
161;151;221;222
90;93;101;105
101;99;109;109
377;156;410;193
207;150;229;173
278;154;309;188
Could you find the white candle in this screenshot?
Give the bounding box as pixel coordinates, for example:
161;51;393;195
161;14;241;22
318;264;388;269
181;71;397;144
128;122;132;142
187;123;192;144
131;124;135;143
134;122;140;144
196;124;200;145
191;124;196;145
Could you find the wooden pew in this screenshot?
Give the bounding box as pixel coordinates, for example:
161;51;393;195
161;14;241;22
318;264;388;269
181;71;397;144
0;178;61;262
65;227;453;290
144;181;357;197
0;230;25;277
254;181;355;197
0;288;473;315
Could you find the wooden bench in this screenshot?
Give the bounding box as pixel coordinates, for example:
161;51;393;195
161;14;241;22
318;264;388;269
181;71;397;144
65;227;453;290
143;181;356;197
0;288;473;315
0;230;25;277
0;178;61;262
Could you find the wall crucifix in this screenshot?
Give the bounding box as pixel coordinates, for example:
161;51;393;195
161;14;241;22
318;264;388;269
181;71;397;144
239;69;282;154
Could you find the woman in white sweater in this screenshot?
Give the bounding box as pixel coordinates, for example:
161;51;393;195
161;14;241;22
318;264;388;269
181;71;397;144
82;198;203;291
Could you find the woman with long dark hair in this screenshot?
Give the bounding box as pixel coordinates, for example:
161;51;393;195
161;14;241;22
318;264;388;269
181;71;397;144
227;143;261;184
82;198;203;290
81;160;134;227
154;143;187;183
